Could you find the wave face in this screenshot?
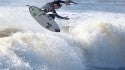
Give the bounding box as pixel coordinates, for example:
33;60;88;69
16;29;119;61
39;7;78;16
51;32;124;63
0;0;125;70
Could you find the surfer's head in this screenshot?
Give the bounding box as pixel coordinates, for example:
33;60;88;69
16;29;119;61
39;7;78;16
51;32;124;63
52;2;62;9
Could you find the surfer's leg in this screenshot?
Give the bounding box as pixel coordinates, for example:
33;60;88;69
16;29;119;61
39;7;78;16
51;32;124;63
48;14;55;19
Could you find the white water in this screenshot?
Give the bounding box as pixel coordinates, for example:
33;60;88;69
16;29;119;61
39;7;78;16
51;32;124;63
0;0;125;70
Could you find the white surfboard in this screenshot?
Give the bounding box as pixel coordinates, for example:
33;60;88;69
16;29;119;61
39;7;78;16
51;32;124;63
29;6;60;32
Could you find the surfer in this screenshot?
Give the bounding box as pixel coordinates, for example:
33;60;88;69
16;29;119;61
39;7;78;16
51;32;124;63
42;0;77;20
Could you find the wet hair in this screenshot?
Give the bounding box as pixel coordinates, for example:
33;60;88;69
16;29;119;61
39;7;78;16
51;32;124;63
52;1;62;7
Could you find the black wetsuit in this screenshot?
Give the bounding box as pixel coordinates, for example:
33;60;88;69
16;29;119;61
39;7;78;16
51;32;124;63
42;1;65;19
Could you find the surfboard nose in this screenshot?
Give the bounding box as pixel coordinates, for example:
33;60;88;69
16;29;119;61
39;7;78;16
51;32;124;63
55;29;60;32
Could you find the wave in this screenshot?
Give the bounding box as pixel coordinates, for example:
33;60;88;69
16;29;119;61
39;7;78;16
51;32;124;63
0;4;125;70
0;27;21;38
70;21;125;68
0;31;85;70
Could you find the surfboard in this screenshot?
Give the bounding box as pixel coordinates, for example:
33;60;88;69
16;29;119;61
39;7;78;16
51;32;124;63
29;6;60;32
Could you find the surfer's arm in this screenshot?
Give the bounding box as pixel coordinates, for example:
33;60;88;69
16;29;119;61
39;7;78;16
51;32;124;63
51;9;69;20
53;1;65;3
53;10;69;20
54;13;69;20
70;1;78;4
53;0;77;5
53;10;64;19
54;13;64;19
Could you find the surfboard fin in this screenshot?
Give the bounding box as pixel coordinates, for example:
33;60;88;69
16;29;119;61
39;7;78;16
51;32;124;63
55;29;60;32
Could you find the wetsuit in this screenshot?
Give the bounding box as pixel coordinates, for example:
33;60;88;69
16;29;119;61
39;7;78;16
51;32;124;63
54;0;75;3
42;1;66;19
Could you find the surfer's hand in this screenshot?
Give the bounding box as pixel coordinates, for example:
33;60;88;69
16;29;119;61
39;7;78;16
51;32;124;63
63;16;70;20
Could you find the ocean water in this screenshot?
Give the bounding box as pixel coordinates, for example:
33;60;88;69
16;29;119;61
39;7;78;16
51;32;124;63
0;0;125;70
